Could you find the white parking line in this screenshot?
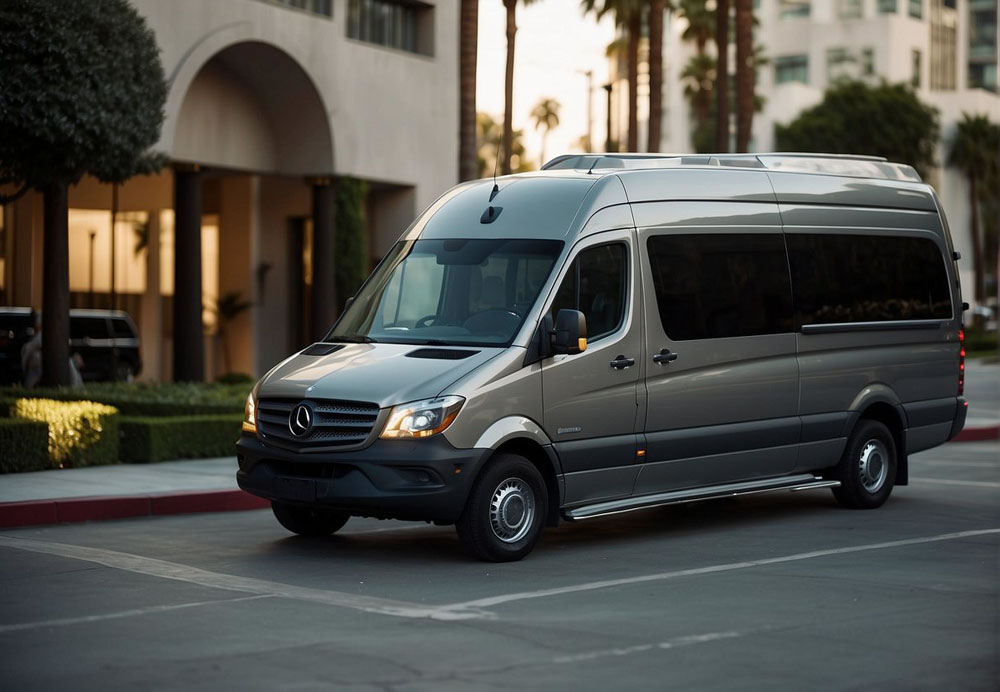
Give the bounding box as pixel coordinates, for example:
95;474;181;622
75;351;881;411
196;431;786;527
0;595;271;634
916;460;998;469
435;528;1000;616
0;536;487;621
911;477;1000;489
552;631;744;664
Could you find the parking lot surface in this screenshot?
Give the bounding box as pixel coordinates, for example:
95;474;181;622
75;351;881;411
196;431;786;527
2;440;997;691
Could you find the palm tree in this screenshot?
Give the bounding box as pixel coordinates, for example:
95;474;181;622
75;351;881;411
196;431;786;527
459;0;479;181
583;0;644;152
531;97;561;166
678;0;713;56
715;0;729;152
206;291;253;375
949;113;1000;303
735;0;753;152
681;52;715;135
478;112;532;177
648;0;667;152
501;0;541;175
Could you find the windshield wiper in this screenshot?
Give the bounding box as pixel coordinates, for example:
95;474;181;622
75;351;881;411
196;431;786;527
326;334;376;343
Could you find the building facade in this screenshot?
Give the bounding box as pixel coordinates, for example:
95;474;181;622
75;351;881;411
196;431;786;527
1;0;458;381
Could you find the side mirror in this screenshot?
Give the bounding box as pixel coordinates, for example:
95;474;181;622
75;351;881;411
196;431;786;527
551;309;587;355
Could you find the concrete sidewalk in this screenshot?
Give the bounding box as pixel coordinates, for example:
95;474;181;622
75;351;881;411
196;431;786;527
0;359;996;529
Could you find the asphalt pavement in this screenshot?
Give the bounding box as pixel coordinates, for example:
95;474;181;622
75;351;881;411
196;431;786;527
1;439;997;691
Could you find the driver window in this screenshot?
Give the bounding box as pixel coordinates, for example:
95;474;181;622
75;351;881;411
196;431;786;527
550;243;627;342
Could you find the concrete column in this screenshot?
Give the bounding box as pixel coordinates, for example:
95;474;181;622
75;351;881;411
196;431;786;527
173;164;205;382
309;177;336;342
139;211;162;382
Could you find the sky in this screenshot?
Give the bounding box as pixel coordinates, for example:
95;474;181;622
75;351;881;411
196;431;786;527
476;0;617;169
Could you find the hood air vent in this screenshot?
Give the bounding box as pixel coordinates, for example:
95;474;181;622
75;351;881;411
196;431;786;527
302;343;345;356
406;348;479;360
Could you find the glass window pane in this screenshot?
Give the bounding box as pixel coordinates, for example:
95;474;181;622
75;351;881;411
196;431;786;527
787;234;952;325
550;244;627;342
647;234;793;340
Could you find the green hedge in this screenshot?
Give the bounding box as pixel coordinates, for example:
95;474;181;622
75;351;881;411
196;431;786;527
0;418;50;473
13;398;119;469
0;381;249;417
119;415;243;463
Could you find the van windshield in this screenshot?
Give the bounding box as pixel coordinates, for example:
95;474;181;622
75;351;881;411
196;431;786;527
328;238;564;347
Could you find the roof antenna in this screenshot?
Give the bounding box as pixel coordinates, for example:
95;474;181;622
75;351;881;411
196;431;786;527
489;132;502;202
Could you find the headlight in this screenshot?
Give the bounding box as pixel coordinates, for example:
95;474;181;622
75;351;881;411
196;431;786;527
242;382;261;434
380;395;464;439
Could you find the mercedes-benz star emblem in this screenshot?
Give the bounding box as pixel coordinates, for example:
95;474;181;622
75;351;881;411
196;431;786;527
289;403;313;437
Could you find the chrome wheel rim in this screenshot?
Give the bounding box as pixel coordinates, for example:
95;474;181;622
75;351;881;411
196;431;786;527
858;439;889;493
489;477;536;544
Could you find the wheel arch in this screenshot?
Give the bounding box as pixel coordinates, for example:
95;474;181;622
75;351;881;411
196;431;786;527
493;437;563;527
850;397;909;486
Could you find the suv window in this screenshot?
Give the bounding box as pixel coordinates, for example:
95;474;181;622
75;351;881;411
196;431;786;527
550;243;627;341
111;318;135;339
647;234;793;340
70;317;109;340
787;233;952;325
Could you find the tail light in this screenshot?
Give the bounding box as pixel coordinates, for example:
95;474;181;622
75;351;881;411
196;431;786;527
958;329;965;396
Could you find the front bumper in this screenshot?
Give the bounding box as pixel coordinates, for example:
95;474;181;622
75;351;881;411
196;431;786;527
236;435;492;523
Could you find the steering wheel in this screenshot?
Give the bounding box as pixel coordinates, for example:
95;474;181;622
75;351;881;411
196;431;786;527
414;314;440;329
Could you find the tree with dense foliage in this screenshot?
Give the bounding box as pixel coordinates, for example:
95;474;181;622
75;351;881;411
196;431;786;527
459;0;479;181
334;177;370;310
531;98;561;166
0;0;166;386
501;0;541;175
583;0;644;151
775;81;939;178
678;0;713;55
681;53;716;151
948;113;1000;304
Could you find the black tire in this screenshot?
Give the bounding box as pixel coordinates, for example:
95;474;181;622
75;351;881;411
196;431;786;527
456;453;548;562
831;420;897;509
271;501;350;537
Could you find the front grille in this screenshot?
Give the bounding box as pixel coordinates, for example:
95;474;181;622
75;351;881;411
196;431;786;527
257;397;380;451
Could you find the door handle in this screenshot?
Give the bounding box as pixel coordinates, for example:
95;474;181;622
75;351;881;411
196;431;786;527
652;348;678;364
610;355;635;370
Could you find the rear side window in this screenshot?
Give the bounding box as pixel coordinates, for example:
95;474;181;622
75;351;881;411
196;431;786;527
111;318;135;339
647;234;793;340
70;317;109;340
787;234;952;325
549;243;627;341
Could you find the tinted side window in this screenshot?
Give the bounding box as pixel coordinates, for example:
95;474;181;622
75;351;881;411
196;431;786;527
647;234;793;340
70;317;109;340
787;234;952;325
550;244;627;341
112;318;135;339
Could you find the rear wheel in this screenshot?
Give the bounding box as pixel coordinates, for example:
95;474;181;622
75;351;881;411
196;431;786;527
456;453;548;562
271;501;350;537
831;420;897;509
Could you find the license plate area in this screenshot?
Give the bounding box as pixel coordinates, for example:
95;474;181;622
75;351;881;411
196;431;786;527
279;477;317;503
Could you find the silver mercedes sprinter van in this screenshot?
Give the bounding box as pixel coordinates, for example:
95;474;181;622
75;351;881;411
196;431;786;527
237;153;968;561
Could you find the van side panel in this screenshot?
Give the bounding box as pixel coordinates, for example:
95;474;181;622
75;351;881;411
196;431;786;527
782;203;962;471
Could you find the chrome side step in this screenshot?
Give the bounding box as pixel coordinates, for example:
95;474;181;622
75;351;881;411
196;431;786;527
564;474;840;521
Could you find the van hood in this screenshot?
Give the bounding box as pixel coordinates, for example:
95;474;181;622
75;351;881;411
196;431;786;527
258;343;503;408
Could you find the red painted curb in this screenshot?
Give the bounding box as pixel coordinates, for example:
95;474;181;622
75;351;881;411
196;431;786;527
0;490;270;529
952;425;1000;442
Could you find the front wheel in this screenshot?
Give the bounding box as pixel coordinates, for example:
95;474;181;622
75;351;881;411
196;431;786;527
831;420;897;509
456;453;548;562
271;501;350;537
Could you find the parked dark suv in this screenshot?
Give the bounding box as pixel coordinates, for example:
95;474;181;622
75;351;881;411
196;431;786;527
0;308;142;384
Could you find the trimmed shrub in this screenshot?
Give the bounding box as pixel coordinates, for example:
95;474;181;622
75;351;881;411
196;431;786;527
13;398;119;468
1;381;249;417
0;418;50;473
119;415;243;463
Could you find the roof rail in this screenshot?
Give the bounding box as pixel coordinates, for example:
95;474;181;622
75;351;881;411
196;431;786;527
541;152;922;183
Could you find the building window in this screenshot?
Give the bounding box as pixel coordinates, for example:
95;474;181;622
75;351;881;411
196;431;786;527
775;55;809;84
912;49;922;86
827;48;855;82
930;0;958;90
878;0;898;13
347;0;434;56
861;47;875;76
839;0;862;19
261;0;333;17
909;0;923;18
780;0;811;18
